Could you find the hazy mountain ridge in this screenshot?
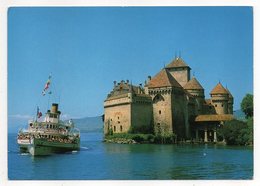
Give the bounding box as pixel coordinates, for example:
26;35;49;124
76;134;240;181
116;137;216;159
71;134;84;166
72;116;103;133
8;116;104;133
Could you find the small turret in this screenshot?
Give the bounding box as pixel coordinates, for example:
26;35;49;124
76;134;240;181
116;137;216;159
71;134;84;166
226;86;234;114
210;83;229;114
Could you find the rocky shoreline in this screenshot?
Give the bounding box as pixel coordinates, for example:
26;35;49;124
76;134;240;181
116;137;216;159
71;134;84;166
103;138;137;144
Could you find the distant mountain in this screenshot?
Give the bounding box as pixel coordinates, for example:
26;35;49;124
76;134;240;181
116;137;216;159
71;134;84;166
8;115;103;134
72;116;103;133
233;109;246;120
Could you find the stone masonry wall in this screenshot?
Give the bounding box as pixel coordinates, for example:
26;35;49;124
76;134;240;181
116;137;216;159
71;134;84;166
104;100;131;134
131;99;153;132
151;91;173;134
171;91;187;139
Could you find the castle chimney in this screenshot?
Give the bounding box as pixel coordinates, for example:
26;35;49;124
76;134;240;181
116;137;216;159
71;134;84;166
147;76;151;84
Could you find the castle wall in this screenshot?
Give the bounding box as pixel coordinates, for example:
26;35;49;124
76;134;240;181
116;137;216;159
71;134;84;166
228;103;233;114
131;97;153;132
150;91;173;134
104;95;132;134
228;97;234;114
171;91;188;139
186;89;205;115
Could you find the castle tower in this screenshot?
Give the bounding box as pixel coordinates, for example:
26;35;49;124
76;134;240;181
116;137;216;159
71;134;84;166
210;82;229;115
165;56;191;87
183;77;205;114
226;87;234;114
147;68;187;138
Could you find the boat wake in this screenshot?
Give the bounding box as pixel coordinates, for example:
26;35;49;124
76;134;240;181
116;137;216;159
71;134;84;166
20;153;29;156
80;146;89;151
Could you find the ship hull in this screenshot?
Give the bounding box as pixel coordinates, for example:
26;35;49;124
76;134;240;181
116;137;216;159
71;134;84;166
28;138;80;156
17;139;31;153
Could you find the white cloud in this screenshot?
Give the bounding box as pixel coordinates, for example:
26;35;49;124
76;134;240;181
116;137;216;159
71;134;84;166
9;114;79;121
8;114;33;119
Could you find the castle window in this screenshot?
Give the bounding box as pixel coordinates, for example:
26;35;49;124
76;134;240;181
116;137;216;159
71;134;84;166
222;104;223;107
111;119;112;121
120;125;123;132
114;126;116;132
118;117;120;119
159;110;161;115
215;104;217;107
118;121;120;124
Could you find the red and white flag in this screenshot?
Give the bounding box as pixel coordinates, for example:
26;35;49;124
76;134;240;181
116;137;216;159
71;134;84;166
42;74;51;96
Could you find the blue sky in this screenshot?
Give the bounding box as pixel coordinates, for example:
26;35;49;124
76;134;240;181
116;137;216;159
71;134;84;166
8;7;253;124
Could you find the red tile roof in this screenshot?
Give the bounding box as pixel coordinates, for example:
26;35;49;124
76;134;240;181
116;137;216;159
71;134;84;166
195;114;234;122
147;68;182;88
226;87;233;98
183;77;204;90
210;83;229;95
166;57;190;69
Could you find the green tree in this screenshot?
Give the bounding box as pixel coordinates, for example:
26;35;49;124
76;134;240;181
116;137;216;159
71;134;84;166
219;118;253;146
241;94;253;118
221;120;248;145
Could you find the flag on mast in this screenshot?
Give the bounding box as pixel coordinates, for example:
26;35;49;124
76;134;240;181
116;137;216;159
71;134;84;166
37;106;42;118
42;74;52;96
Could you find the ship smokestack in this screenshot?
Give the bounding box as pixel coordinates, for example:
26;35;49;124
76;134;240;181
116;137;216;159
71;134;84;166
51;103;58;113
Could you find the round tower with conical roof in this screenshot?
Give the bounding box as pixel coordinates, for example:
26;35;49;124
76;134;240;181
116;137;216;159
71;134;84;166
210;82;229;115
183;77;205;114
226;87;234;114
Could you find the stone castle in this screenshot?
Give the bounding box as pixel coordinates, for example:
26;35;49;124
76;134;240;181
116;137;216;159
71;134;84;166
104;56;234;142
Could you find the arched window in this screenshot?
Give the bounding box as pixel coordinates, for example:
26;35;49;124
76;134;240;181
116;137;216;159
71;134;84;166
120;125;123;132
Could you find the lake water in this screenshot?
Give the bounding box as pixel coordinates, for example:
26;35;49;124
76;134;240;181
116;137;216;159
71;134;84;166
8;132;253;180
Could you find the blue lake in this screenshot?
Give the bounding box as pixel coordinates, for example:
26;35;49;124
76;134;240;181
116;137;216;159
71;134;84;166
8;132;253;180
